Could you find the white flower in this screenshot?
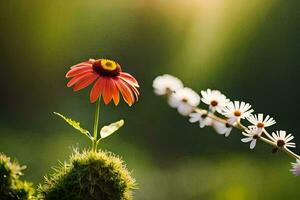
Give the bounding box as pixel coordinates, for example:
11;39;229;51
247;114;276;129
270;130;296;148
189;111;213;128
241;127;262;149
290;159;300;176
201;89;230;112
168;87;200;116
212;120;233;137
221;101;254;124
153;74;183;95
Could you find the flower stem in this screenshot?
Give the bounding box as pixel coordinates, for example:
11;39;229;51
92;97;101;152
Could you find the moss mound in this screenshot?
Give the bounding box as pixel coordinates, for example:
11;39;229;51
38;149;136;200
0;153;34;200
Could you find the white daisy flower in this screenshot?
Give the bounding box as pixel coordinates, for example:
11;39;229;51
290;159;300;176
221;101;254;124
241;127;262;149
212;120;233;137
189;111;213;128
153;74;183;96
168;87;200;116
270;130;296;148
201;89;230;112
247;114;276;129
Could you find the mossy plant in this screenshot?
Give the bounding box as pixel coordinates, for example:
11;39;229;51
38;149;136;200
0;153;34;200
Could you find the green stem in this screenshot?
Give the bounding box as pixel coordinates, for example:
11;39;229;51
92;97;101;152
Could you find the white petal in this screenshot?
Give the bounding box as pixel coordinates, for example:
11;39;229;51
225;128;232;137
199;117;213;128
189;117;200;123
241;137;252;143
189;113;201;123
177;104;193;116
228;117;237;125
280;130;286;138
271;132;278;141
258;114;263;122
154;88;165;95
213;121;227;134
250;139;257;149
286;143;296;148
167;94;180;108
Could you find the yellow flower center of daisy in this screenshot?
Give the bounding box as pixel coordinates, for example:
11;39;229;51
101;59;118;71
92;59;121;77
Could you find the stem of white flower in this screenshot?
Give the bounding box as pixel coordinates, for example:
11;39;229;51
284;147;300;160
259;136;277;147
262;129;274;141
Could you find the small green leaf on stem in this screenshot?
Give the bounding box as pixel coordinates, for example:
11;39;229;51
100;120;124;139
53;112;93;140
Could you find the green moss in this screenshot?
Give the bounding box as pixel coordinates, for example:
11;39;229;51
0;153;34;200
38;149;137;200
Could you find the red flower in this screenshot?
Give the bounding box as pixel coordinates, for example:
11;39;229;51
66;59;139;106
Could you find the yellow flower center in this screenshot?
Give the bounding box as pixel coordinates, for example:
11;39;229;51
101;59;118;71
92;59;121;77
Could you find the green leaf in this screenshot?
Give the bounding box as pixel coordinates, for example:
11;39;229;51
53;112;93;140
100;120;124;139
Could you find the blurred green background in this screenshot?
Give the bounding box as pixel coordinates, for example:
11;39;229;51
1;0;300;199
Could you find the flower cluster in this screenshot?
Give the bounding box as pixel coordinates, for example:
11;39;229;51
153;74;300;176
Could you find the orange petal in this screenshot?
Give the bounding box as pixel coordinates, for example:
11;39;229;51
70;60;94;69
120;78;140;101
73;73;98;92
90;77;105;103
66;65;92;78
103;78;115;104
103;78;119;105
111;80;120;106
67;72;94;87
128;84;140;101
115;79;135;106
119;72;139;87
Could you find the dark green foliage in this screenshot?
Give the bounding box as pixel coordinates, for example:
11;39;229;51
38;149;136;200
0;153;34;200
